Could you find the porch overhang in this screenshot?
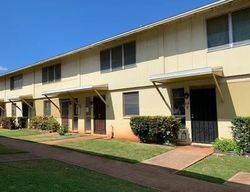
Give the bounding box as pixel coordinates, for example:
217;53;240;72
149;67;224;83
42;84;108;96
149;67;225;106
42;84;109;109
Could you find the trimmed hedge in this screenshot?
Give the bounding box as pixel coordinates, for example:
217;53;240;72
29;116;60;132
213;138;237;152
1;117;18;130
231;117;250;155
130;116;181;144
58;124;69;136
17;117;28;129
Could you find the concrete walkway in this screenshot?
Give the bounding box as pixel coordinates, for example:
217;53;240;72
143;146;214;172
0;137;248;192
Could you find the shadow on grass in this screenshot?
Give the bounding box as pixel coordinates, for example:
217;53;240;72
56;145;140;164
0;135;141;163
177;170;226;184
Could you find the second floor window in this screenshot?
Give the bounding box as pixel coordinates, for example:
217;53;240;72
100;41;136;72
10;74;23;90
42;64;61;84
207;7;250;49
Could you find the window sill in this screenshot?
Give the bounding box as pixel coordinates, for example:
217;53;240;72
10;88;22;91
101;64;136;74
123;115;139;119
42;79;61;85
207;40;250;53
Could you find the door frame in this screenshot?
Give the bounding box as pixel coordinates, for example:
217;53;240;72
190;87;219;144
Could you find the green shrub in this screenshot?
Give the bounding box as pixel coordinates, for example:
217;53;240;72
29;116;60;132
231;117;250;155
1;117;18;130
130;116;181;144
213;138;237;152
17;117;28;129
57;124;69;136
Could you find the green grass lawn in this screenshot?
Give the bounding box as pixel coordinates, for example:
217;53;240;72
178;155;250;184
0;129;45;138
58;139;173;163
0;144;25;154
0;159;157;192
21;133;84;142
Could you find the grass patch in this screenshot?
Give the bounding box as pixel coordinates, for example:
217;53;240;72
0;159;157;192
0;129;45;138
0;144;25;154
178;155;250;184
21;133;84;142
58;139;173;163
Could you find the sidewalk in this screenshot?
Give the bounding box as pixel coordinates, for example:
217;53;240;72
0;137;247;192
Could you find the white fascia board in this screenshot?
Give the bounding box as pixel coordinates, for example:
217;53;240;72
149;67;223;82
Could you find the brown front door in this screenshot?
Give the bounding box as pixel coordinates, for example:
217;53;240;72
94;96;106;134
61;100;69;127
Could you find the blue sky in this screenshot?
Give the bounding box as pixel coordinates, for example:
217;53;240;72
0;0;216;73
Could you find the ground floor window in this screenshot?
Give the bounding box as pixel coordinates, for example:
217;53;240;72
172;88;186;128
123;92;139;116
44;101;51;116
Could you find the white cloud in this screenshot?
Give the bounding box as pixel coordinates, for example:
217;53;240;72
0;66;8;71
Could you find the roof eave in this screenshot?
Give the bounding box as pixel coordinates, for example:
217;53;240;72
0;0;233;78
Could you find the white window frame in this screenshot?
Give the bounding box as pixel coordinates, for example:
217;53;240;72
123;91;140;117
207;8;250;52
101;41;136;73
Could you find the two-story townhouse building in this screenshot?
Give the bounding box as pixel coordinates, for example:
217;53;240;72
0;0;250;144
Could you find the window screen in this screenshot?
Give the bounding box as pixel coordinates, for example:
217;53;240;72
42;64;61;83
172;88;185;128
100;49;111;71
123;92;139;116
124;41;136;66
55;64;61;80
207;15;229;48
111;46;122;70
232;8;250;43
44;101;51;116
10;74;23;90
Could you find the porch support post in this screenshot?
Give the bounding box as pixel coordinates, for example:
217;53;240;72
44;95;61;113
94;89;108;107
21;99;33;109
152;82;171;111
9;99;22;112
212;74;224;102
